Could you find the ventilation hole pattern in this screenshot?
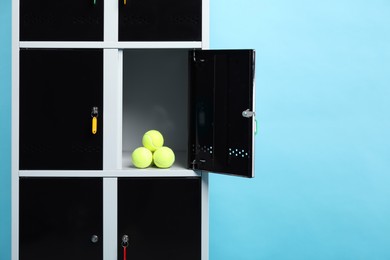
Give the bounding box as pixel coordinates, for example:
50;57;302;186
20;144;53;154
21;144;101;154
21;14;55;26
170;15;200;25
192;144;213;154
229;148;250;158
72;16;101;25
71;144;101;153
122;15;151;25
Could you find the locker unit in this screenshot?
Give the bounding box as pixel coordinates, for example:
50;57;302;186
12;0;256;259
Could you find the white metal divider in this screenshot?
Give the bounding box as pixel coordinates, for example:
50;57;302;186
103;178;118;260
201;0;210;258
103;49;123;170
201;172;209;260
202;0;210;49
104;0;118;43
11;0;20;258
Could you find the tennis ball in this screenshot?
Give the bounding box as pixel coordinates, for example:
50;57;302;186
131;147;153;168
142;130;164;152
153;147;175;168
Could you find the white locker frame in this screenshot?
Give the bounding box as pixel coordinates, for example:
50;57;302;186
12;0;210;259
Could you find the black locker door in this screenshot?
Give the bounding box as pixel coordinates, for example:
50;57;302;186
19;178;103;260
189;50;255;178
118;178;201;260
119;0;201;41
19;49;103;170
20;0;103;41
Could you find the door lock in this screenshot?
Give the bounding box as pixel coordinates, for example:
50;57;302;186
91;235;99;243
122;234;129;243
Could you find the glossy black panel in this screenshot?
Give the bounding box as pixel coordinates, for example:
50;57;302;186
189;50;255;178
118;178;201;260
119;0;201;41
19;49;103;170
20;0;103;41
19;178;103;260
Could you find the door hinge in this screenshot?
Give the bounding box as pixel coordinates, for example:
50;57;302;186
191;159;206;170
192;51;205;63
191;159;197;170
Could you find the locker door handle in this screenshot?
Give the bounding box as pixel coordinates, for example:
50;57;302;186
242;109;255;118
91;107;99;134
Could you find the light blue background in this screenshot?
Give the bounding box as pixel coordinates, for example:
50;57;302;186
1;0;390;259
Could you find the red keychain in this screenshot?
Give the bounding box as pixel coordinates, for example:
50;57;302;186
123;245;127;260
122;235;129;260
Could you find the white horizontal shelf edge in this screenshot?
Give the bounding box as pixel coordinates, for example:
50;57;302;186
116;41;202;49
122;150;190;171
19;41;202;49
19;170;200;178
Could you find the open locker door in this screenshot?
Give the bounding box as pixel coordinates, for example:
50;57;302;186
189;50;255;178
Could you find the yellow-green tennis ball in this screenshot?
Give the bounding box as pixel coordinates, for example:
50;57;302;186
131;147;153;168
142;130;164;152
153;147;175;168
